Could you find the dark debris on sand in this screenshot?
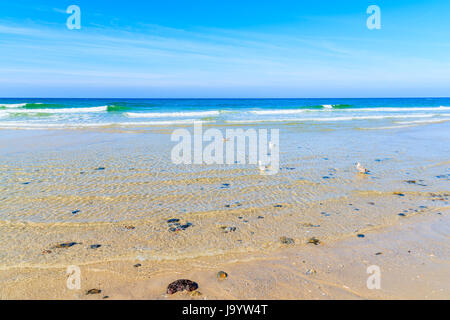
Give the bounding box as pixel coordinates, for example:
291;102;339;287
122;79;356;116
86;289;102;295
307;237;321;245
301;223;320;228
167;279;198;294
168;219;193;232
53;242;80;249
225;202;242;208
404;180;427;186
221;226;237;233
280;236;295;245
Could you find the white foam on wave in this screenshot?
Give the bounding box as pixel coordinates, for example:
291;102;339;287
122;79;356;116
0;103;28;108
226;114;436;124
5;106;108;114
125;110;220;118
249;109;308;115
339;106;450;112
365;124;418;130
250;106;450;115
122;119;214;125
395;118;450;125
0;122;110;128
0;119;214;129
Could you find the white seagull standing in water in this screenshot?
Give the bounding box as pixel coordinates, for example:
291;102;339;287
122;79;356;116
258;160;270;173
268;142;275;155
356;162;370;174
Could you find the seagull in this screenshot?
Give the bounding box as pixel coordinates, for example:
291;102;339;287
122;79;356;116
258;161;270;173
258;161;265;172
356;163;370;174
268;142;276;155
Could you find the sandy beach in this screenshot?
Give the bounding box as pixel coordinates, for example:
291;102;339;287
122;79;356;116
0;210;448;300
1;0;450;303
0;119;449;300
1;211;450;300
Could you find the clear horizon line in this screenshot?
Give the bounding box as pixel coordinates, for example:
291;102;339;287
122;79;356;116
1;96;450;100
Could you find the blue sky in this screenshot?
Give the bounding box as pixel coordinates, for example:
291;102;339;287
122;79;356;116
0;0;449;98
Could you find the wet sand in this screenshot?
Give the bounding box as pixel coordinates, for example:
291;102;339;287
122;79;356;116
0;123;449;299
1;212;448;300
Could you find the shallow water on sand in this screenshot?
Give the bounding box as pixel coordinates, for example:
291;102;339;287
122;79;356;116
0;121;448;269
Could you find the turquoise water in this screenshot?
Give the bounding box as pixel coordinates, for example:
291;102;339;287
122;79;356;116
0;98;450;129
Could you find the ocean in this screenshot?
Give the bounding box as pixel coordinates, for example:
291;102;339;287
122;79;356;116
1;98;450;129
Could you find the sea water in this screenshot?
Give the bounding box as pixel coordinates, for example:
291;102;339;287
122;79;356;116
0;98;450;129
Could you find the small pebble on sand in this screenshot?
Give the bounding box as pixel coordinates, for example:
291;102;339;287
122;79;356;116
217;271;228;280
